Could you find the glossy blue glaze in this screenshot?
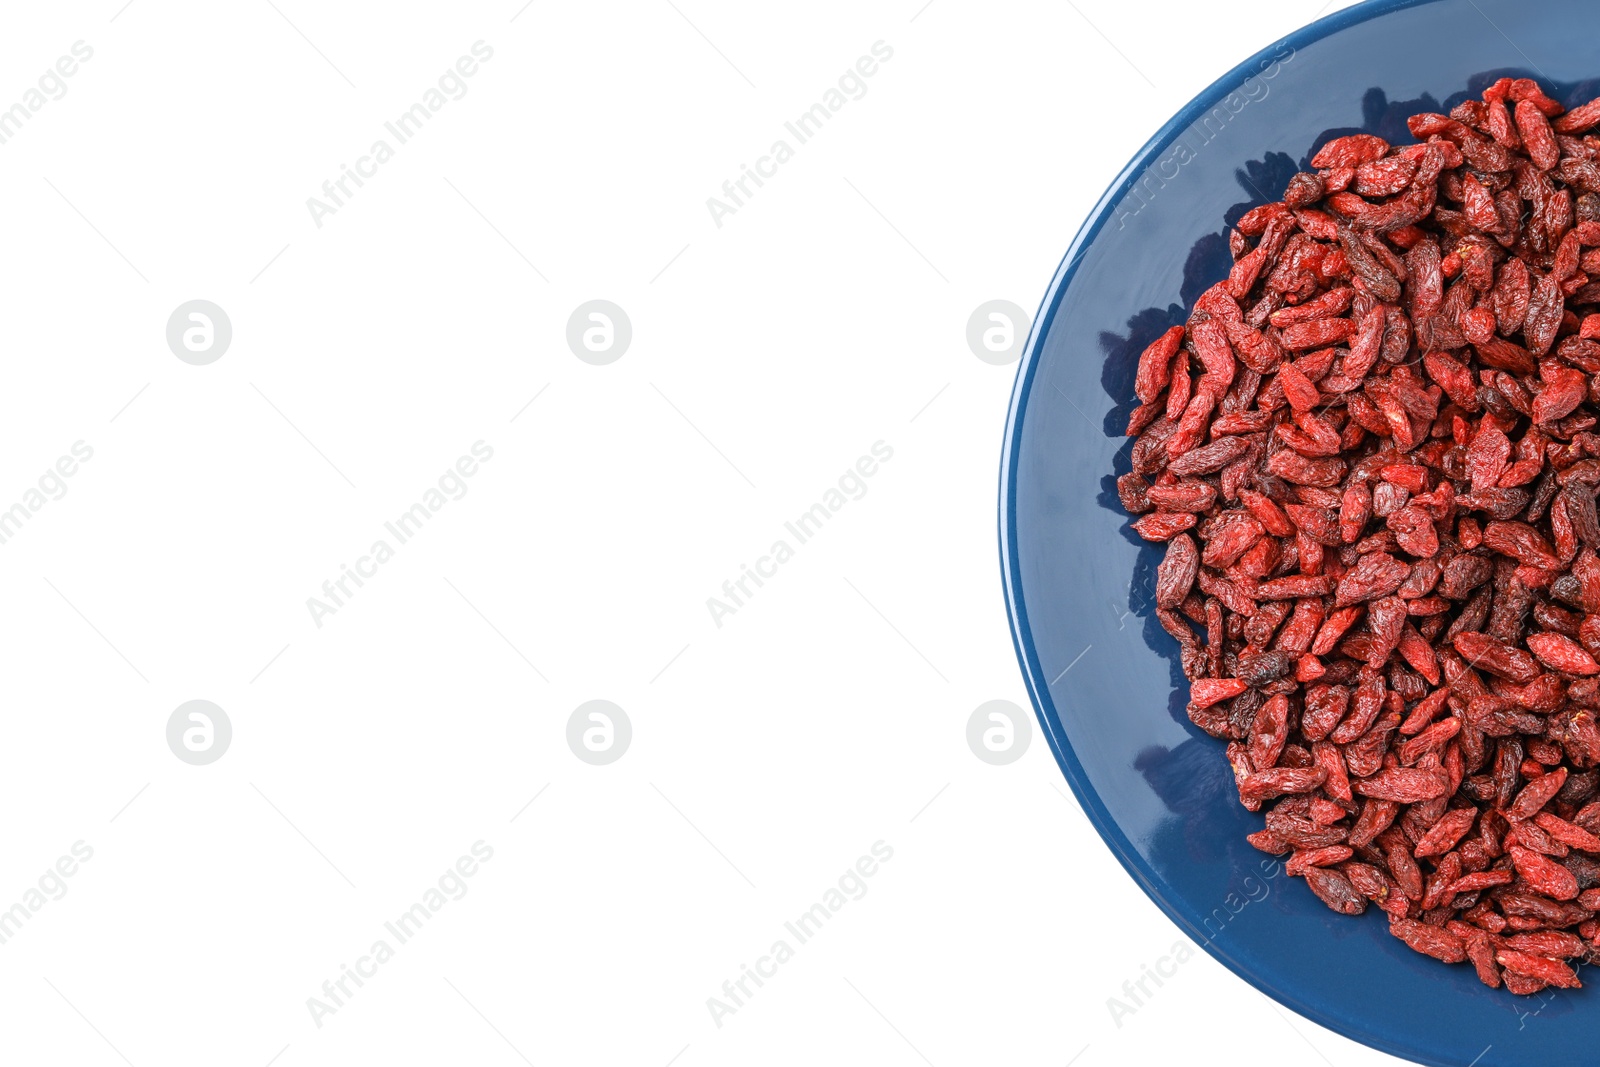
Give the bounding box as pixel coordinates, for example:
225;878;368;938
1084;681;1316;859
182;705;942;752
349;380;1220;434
1000;1;1600;1063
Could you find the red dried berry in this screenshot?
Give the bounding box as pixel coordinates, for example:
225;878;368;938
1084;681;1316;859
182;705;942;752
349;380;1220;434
1116;78;1600;994
1496;949;1581;988
1390;918;1467;963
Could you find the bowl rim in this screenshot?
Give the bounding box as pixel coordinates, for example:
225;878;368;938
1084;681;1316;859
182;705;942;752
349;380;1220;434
995;1;1475;1063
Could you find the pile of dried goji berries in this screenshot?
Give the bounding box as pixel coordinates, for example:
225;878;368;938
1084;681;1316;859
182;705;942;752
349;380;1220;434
1119;77;1600;993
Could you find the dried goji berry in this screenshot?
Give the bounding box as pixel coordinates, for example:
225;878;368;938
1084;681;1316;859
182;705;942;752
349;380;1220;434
1391;917;1467;963
1116;78;1600;994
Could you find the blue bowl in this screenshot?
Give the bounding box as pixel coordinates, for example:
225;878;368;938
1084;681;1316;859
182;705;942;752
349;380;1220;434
1000;1;1600;1063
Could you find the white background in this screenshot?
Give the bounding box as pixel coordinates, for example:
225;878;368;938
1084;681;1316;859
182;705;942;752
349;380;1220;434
0;1;1459;1065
